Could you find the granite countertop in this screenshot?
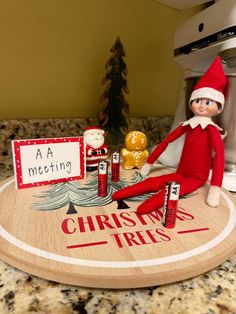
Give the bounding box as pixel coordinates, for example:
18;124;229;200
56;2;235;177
0;118;236;314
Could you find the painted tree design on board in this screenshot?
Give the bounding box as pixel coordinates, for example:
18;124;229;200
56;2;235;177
98;37;129;149
32;172;154;214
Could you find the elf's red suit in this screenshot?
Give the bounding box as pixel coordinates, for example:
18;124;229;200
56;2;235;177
112;116;224;214
112;56;227;214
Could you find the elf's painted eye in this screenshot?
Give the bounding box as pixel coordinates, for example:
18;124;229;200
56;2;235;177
206;99;212;106
195;98;201;104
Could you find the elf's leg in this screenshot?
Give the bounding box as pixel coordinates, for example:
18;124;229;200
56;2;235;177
112;173;182;201
137;177;205;214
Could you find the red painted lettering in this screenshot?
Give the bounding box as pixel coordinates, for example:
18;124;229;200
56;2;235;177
145;229;161;243
111;213;122;228
61;218;76;234
155;229;171;241
131;211;148;226
146;209;163;223
110;229;172;248
95;214;115;230
135;230;152;245
110;233;123;248
176;207;194;221
119;212;137;227
123;232;141;247
77;216;95;233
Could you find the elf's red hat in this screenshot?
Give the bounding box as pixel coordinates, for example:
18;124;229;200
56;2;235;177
189;56;228;108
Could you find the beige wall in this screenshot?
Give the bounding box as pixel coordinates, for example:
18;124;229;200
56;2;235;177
0;0;202;119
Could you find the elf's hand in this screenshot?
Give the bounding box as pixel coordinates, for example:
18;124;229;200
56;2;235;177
140;162;152;177
206;185;221;207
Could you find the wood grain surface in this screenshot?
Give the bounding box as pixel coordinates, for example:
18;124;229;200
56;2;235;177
0;167;236;288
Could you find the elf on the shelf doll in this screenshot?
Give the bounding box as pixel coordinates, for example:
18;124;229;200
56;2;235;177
112;56;228;214
83;126;108;171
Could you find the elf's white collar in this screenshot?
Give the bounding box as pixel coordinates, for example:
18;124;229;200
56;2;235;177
182;116;222;131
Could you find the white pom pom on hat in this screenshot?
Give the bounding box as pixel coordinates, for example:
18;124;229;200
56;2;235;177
189;56;228;108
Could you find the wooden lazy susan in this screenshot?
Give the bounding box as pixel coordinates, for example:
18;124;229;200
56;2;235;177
0;166;236;289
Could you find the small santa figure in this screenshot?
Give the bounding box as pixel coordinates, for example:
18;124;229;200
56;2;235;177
83;126;108;171
112;56;228;213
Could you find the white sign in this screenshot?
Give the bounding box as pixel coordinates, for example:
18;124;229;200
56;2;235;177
12;137;85;189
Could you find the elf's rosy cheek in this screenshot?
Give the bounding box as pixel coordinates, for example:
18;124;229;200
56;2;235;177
206;104;220;116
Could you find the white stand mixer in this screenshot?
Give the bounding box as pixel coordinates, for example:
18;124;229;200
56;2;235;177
159;0;236;191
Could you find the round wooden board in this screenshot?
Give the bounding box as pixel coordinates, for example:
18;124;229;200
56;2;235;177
1;167;236;289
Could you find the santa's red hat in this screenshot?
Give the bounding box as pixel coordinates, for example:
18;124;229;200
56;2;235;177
83;126;104;136
189;56;228;108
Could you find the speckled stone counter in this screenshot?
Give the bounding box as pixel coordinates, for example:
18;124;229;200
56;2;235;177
1;117;236;314
0;117;172;181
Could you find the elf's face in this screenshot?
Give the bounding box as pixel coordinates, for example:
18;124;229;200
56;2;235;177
191;98;222;117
